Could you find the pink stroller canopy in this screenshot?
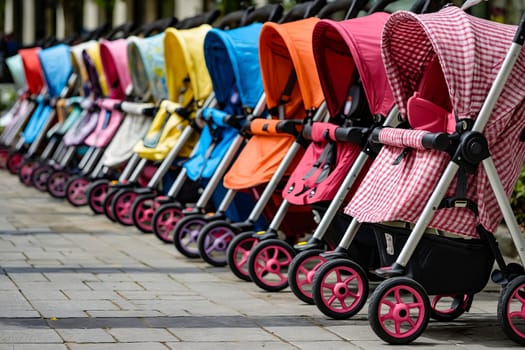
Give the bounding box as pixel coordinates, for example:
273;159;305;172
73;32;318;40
282;13;395;205
347;6;525;237
313;12;394;118
100;39;132;99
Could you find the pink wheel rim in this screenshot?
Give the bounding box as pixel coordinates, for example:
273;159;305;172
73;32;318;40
133;198;158;231
178;219;206;255
232;236;258;277
431;294;469;315
33;168;51;191
0;150;7;168
377;284;426;339
295;255;326;299
507;282;525;338
20;162;37;184
67;178;89;205
8;153;22;172
319;263;365;314
105;192;117;220
252;245;292;287
89;183;108;213
48;172;68;197
202;226;234;263
114;192;138;225
154;207;183;242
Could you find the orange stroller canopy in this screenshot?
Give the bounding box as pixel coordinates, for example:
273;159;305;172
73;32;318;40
223;18;324;190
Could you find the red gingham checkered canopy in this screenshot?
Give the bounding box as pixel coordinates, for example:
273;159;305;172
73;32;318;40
346;6;525;237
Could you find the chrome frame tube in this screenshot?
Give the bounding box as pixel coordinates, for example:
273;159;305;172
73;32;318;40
127;157;147;182
483;157;525;265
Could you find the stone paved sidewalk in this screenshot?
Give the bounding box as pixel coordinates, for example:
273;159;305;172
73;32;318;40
0;172;521;349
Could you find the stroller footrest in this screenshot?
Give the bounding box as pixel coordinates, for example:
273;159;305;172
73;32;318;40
252;230;279;241
294;237;324;251
231;221;254;233
320;246;350;260
374;263;406;279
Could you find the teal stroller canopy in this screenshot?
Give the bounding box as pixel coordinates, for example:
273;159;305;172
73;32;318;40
128;32;168;102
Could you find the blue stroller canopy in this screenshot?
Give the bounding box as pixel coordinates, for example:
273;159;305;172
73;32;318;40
38;44;73;98
204;23;263;109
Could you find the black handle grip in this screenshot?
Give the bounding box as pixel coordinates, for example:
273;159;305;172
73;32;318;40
113;103;123;112
142;107;158;117
334;127;368;144
514;11;525;45
276;120;302;136
421;132;450;150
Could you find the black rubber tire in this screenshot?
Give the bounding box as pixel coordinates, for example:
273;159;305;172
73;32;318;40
498;275;525;345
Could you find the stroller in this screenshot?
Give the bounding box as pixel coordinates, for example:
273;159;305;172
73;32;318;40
5;48;46;174
0;54;26;133
29;40;98;192
85;32;168;215
338;6;525;345
60;38;132;205
45;42;111;198
104;24;214;226
286;0;443;309
15;44;76;186
0;54;30;168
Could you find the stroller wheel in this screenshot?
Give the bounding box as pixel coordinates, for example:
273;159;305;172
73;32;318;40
288;249;326;305
47;170;70;199
18;159;39;186
87;180;109;215
248;239;295;292
368;277;430;345
103;188;119;222
131;194;158;233
152;203;183;243
498;275;525;345
31;164;54;192
65;175;90;206
312;258;369;319
227;231;259;282
198;220;236;267
0;148;8;169
430;294;473;321
172;215;208;259
7;152;23;174
111;189;139;226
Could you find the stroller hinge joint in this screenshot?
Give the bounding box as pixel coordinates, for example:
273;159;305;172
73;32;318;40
452;131;490;172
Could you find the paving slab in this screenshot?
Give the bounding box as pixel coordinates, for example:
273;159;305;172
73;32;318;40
0;171;522;349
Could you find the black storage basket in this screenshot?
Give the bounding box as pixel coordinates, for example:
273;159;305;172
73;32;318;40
312;203;380;270
372;224;494;295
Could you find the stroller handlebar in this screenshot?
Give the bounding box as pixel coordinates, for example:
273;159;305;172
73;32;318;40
371;127;450;151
